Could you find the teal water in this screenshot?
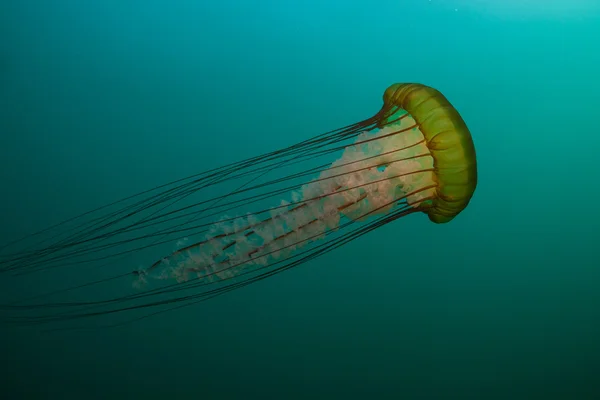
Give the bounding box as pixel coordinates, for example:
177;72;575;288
1;1;599;399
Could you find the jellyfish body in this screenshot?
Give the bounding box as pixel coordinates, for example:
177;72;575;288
150;83;476;286
0;83;477;327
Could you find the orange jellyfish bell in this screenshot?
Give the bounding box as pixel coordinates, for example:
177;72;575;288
379;83;477;223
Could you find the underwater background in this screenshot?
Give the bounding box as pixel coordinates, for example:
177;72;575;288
1;0;599;399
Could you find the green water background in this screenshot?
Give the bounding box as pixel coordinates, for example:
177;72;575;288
1;1;599;399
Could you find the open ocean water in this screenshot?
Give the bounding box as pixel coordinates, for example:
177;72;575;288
1;1;599;399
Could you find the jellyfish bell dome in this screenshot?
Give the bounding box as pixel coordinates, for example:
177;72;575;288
380;83;477;223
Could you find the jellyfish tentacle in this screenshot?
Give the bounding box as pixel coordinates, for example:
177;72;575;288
175;190;366;279
143;201;315;276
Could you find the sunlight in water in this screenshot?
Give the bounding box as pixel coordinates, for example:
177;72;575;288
432;0;599;18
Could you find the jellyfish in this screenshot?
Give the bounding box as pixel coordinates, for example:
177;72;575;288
0;83;477;328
